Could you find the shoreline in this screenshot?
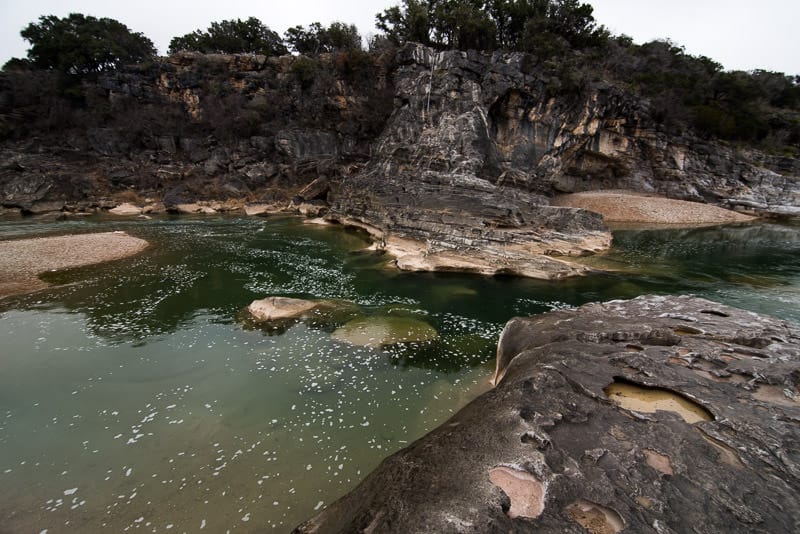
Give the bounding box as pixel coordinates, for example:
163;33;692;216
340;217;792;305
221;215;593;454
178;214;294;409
0;231;149;299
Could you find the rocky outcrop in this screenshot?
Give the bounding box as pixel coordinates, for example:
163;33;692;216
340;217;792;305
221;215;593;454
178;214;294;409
296;295;800;533
327;46;615;278
0;50;394;215
1;44;797;260
325;44;796;276
108;202;143;215
244;297;361;337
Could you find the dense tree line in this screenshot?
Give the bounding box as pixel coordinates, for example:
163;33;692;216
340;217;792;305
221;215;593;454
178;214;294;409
376;0;607;52
2;4;798;152
594;37;800;145
284;22;362;55
168;17;288;56
6;14;155;75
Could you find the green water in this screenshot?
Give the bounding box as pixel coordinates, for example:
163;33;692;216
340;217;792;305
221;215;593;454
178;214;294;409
0;215;799;532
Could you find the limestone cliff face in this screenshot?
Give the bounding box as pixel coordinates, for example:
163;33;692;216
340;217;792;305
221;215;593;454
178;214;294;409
1;44;798;222
327;45;614;278
329;44;799;232
0;50;394;213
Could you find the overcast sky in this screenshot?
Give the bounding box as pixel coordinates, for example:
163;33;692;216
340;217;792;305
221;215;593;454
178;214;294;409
1;0;798;74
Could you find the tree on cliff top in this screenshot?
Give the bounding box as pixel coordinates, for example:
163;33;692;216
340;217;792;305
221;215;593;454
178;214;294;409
375;0;607;52
284;22;362;55
10;14;155;75
168;17;288;56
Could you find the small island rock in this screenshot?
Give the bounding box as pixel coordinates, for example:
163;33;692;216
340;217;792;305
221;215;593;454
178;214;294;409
247;297;321;321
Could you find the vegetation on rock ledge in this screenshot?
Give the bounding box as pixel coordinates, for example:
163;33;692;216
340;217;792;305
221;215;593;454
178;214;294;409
1;1;799;154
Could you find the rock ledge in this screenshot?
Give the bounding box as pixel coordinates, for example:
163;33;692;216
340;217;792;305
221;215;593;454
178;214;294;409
296;295;800;533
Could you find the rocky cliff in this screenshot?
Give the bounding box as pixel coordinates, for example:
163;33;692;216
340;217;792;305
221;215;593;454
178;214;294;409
296;295;800;533
0;50;395;214
1;44;799;273
326;44;798;275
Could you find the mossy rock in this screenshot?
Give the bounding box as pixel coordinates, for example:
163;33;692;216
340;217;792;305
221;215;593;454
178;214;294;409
331;316;438;347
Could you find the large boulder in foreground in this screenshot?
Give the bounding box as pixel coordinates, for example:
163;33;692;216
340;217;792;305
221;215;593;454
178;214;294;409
296;295;800;533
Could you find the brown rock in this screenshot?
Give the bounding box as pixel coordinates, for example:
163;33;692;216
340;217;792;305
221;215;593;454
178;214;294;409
109;202;142;216
247;297;320;321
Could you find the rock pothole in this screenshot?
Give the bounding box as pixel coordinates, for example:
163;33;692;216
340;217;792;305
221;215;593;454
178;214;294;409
697;429;746;469
700;309;730;318
752;384;799;407
565;499;624;534
643;449;674;475
488;466;545;519
673;325;704;335
604;379;713;423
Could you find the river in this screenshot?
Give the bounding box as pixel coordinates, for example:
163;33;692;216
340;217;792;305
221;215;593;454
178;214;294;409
1;215;799;532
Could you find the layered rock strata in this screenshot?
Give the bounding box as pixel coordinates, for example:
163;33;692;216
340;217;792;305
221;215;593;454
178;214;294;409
296;295;800;533
326;44;796;275
2;44;798;274
326;45;615;277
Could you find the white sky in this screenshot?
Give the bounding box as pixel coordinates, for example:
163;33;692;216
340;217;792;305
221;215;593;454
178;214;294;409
0;0;798;74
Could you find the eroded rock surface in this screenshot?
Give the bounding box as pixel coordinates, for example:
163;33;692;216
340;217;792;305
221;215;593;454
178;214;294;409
327;45;614;278
326;44;797;276
2;44;797;273
296;295;800;533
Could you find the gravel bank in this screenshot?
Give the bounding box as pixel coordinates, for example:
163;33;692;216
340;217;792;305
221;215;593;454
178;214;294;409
553;191;755;224
0;231;148;298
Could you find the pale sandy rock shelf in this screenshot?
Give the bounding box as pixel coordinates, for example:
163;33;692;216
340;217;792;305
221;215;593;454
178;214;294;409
553;191;755;224
0;232;148;298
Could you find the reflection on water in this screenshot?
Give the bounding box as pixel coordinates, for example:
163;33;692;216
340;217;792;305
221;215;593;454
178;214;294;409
0;215;799;531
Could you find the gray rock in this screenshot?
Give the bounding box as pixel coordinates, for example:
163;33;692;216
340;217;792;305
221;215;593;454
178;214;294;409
327;43;799;265
1;44;797;246
108;202;142;216
297;177;330;201
86;128;129;156
327;45;613;277
297;295;800;533
275;129;339;160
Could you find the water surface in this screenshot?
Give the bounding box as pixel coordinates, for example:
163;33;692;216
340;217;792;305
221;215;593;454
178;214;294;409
1;215;798;532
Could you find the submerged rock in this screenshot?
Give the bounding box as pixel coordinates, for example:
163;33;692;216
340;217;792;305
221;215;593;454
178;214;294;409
331;316;438;347
296;295;800;533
